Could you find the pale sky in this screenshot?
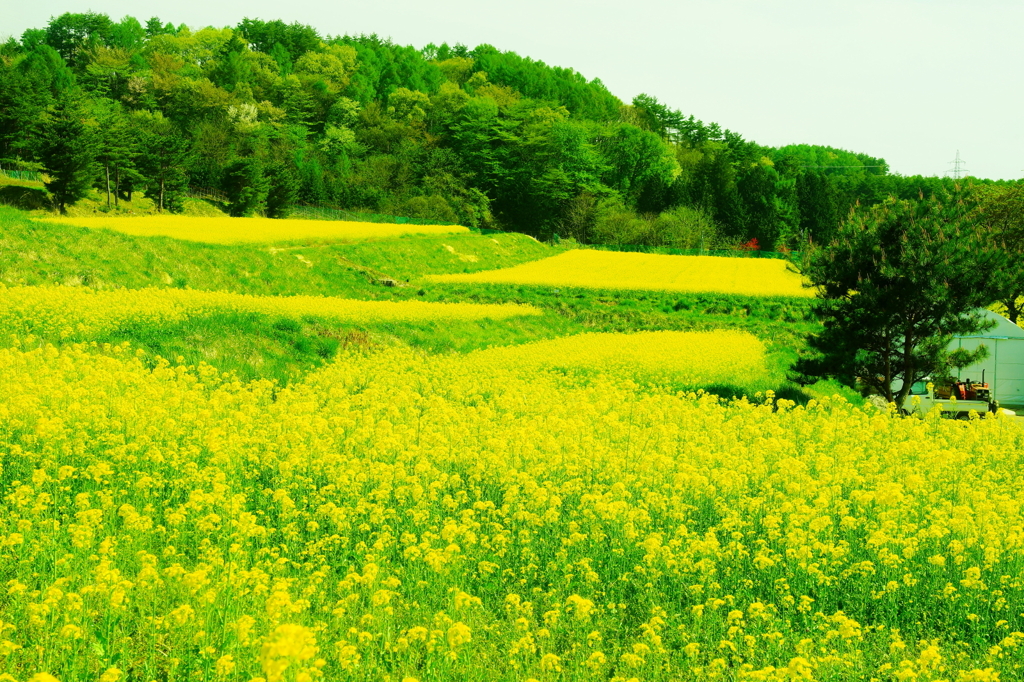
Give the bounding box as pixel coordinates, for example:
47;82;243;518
4;0;1023;180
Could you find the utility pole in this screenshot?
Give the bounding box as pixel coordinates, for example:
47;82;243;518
946;150;969;179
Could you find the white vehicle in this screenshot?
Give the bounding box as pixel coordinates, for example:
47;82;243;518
901;375;1014;419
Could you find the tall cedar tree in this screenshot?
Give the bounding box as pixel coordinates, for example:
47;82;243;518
138;122;191;213
39;95;97;213
792;192;1010;408
224;157;270;217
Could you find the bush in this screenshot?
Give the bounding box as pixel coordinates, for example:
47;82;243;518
591;199;725;249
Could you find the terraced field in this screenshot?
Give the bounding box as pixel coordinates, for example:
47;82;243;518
0;285;541;338
470;329;769;388
427;250;814;298
38;214;468;244
2;207;1019;682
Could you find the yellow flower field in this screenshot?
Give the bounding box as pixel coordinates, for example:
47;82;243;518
0;342;1021;681
0;285;540;338
427;250;815;298
471;330;768;387
36;215;469;244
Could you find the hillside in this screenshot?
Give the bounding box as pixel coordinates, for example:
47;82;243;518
3;18;1022;677
3;206;1024;682
0;206;823;393
6;11;1016;259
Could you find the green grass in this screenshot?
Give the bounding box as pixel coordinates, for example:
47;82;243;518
0;204;848;402
0;206;555;296
49;311;579;384
0;174;50;210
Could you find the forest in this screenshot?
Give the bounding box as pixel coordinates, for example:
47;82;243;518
0;12;1018;249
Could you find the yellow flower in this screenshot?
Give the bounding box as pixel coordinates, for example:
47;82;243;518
99;668;122;682
215;655;236;676
58;624;83;640
539;653;561;672
566;594;596;620
260;624;318;682
446;622;472;648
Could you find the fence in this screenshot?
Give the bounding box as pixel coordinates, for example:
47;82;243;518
183;187;459;227
289;204;459;226
0;167;43;183
578;241;803;263
181;188;800;262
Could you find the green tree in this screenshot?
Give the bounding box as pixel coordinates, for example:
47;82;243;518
976;183;1024;323
38;94;98;213
597;123;675;208
224;157;270;216
136;112;191;212
90;100;139;209
683;143;744;237
792;192;1010;408
236;18;321;59
736;157;800;249
45;12;113;71
795;169;842;244
269;42;293;75
0;44;78;160
20;28;48;51
266;163;300;218
144;17;174;39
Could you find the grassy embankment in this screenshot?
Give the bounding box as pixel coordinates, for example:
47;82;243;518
0;206;570;380
0;204;845;400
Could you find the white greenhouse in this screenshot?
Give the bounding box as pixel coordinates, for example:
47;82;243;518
949;310;1024;405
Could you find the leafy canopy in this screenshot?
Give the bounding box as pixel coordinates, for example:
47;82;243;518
792;190;1011;407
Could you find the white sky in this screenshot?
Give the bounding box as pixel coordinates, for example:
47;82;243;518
4;0;1023;180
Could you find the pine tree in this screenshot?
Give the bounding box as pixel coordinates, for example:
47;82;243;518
39;95;97;213
224;157;270;217
792;191;1011;407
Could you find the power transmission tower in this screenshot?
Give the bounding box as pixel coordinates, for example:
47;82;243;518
946;150;969;179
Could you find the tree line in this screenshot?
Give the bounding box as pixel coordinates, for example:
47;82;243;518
0;12;1020;252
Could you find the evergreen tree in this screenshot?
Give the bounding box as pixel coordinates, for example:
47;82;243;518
38;95;97;213
92;100;137;209
266;163;300;218
976;183;1024;323
137;113;191;212
44;12;113;71
224;157;270;216
792;192;1011;408
795;170;842;244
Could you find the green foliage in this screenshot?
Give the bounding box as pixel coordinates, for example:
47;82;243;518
975;182;1024;322
591;200;724;249
468;44;621;121
44;11;114;70
736;158;800;250
236;18;321;59
598;123;676;206
39;95;97;213
7;11;1012;245
135;112;191;213
793;192;1012;407
265;163;300;218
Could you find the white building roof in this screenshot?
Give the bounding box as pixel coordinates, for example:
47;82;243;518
957;309;1024;340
